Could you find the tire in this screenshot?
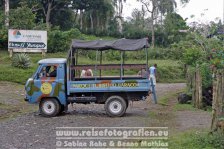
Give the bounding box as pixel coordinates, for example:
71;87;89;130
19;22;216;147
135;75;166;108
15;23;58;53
39;98;61;117
104;96;127;117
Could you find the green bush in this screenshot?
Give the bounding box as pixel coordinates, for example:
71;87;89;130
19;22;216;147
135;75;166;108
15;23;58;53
209;49;224;69
9;6;36;29
47;28;82;53
199;63;212;89
182;48;204;66
12;53;31;69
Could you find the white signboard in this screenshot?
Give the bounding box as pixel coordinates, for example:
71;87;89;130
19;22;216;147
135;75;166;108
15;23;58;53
8;29;47;51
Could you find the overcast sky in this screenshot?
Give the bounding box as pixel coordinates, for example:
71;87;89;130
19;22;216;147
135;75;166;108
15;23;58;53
123;0;224;24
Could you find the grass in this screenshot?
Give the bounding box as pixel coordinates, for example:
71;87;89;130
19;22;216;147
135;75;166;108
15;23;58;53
173;103;197;111
0;81;38;121
169;130;224;149
0;50;185;84
158;90;183;106
0;102;37;121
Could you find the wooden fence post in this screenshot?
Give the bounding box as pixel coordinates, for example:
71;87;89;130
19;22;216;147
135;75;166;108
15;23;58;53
192;66;203;109
198;69;203;109
192;71;196;107
211;70;224;133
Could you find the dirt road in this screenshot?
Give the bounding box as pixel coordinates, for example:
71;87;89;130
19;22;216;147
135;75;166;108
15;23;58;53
0;82;211;149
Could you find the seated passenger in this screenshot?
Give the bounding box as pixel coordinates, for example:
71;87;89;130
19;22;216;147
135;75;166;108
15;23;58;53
86;69;93;77
137;68;148;78
80;68;93;78
80;69;87;78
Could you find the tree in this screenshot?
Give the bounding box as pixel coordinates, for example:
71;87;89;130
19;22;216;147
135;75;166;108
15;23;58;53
137;0;158;48
72;0;114;35
41;0;71;28
163;13;188;45
137;0;189;48
9;6;36;29
158;0;177;24
4;0;9;27
113;0;126;33
123;9;149;39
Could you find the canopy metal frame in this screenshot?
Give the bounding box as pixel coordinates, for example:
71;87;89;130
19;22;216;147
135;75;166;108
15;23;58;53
67;38;149;81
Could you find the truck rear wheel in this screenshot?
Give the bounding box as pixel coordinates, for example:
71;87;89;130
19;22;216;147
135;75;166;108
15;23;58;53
39;98;60;117
105;96;127;117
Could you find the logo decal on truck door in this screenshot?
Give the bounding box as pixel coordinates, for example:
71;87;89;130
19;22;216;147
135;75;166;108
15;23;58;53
41;82;52;94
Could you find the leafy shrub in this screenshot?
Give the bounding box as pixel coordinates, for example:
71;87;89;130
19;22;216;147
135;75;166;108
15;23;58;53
0;11;7;49
209;49;224;69
0;27;7;49
199;63;212;89
182;48;204;66
48;28;82;53
9;6;36;29
12;53;31;69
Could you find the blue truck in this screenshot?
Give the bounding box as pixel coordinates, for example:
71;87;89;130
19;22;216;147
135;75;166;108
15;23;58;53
25;38;156;117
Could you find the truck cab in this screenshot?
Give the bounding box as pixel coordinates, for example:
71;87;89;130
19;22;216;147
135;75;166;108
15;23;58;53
25;58;67;116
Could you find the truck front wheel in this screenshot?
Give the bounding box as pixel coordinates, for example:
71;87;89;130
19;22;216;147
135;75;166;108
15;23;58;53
105;96;127;117
39;98;60;117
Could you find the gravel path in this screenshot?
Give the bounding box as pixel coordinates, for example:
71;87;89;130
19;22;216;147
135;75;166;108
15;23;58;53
0;82;211;149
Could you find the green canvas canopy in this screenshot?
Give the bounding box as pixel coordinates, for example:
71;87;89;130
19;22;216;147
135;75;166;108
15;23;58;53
71;38;149;51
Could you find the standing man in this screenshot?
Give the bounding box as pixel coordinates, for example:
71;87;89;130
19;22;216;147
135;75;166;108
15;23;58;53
149;64;157;86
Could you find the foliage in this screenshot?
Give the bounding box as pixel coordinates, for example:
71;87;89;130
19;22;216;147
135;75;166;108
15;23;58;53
106;18;122;37
12;53;31;69
209;49;224;69
123;21;149;39
163;13;188;45
9;6;36;29
0;11;7;48
199;63;213;89
50;9;75;31
182;48;204;66
48;28;82;53
170;131;224;149
148;47;185;59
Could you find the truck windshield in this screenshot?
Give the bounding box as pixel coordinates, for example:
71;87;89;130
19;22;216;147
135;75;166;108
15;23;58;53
32;64;42;79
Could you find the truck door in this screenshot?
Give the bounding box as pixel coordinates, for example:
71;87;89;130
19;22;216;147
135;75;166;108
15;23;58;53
33;64;59;102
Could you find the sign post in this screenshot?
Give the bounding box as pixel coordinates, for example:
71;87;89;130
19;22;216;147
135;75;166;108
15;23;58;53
8;29;47;57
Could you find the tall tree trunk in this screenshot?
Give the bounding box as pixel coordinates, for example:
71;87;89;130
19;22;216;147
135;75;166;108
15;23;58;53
90;11;93;32
96;11;100;30
80;10;83;30
4;0;9;28
46;1;52;28
74;9;78;23
117;17;123;33
118;0;123;33
151;12;155;48
105;14;108;32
